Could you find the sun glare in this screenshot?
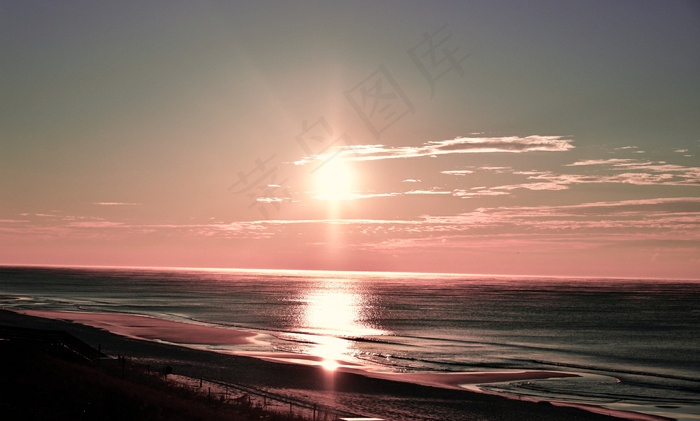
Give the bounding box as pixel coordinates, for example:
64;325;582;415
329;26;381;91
320;358;340;372
312;160;356;201
301;280;385;370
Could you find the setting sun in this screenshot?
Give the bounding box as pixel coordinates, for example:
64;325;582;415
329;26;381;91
312;159;356;201
3;1;699;419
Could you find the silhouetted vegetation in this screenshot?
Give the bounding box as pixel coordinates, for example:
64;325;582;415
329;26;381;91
0;341;307;420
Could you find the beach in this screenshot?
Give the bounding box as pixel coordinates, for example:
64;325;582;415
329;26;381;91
2;267;697;420
0;308;655;421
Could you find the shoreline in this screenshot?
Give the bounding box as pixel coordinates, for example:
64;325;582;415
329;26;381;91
18;310;582;388
5;309;672;420
20;309;257;346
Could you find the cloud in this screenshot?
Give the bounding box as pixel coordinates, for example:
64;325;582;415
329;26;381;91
402;179;421;183
312;192;400;201
93;202;141;206
452;189;510;198
566;159;634;166
254;218;421;226
442;166;511;176
615;161;700;176
68;221;125;228
500;160;700;191
405;189;452;195
494;182;570;191
451;181;569;199
510;197;700;214
441;170;474;176
436;157;700;201
313;188;455;201
445;158;699;200
421;197;700;234
295;135;573;165
241;197;700;254
478;166;513;172
427;136;573;154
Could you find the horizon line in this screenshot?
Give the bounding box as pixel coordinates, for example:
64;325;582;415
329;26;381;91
1;262;697;282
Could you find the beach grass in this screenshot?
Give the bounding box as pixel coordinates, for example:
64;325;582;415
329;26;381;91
0;340;306;421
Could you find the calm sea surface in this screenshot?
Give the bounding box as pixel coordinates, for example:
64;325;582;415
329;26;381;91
1;266;698;420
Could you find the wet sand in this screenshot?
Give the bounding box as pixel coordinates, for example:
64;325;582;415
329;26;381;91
359;370;580;390
0;309;645;420
19;310;582;390
21;310;256;345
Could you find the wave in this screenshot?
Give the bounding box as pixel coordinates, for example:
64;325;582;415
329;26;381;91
486;374;700;406
524;359;700;385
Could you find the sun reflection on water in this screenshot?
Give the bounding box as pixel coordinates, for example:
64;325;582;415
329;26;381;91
299;279;385;369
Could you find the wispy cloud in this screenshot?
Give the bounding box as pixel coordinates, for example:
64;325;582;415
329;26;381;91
442;166;512;176
674;148;694;157
295;135;573;165
68;221;125;228
452;189;510;198
253;218;422;226
312;156;700;204
440;157;699;202
6;220;276;241
312;188;456;201
405;189;452;195
312;192;401;201
93;202;141;206
441;170;474;176
562;159;700;186
461;159;700;198
417;197;700;237
566;159;634;166
478;166;513;173
248;198;700;246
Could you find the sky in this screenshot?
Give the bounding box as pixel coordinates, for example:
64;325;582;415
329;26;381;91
1;0;699;278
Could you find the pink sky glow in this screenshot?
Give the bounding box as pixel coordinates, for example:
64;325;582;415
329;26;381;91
2;1;699;279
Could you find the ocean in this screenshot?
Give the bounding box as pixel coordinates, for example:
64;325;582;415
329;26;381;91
1;266;698;420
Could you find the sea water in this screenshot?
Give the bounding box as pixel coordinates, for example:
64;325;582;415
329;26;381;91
0;266;698;420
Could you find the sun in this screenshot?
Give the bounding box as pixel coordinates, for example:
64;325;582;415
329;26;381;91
312;160;356;201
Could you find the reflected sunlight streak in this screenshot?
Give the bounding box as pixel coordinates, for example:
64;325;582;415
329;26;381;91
301;280;385;370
